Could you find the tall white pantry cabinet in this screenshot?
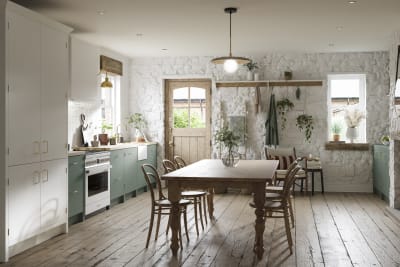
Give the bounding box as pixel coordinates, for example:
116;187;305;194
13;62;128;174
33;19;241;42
2;2;72;261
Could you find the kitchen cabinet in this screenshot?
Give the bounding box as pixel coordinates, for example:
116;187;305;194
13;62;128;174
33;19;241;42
68;155;85;224
5;2;72;258
110;144;157;203
70;36;100;100
373;144;389;202
7;10;69;166
8;159;67;246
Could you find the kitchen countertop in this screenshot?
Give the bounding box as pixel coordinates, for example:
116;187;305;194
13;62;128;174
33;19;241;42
72;142;157;152
68;151;86;157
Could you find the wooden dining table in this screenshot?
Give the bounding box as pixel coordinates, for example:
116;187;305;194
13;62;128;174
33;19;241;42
162;159;279;259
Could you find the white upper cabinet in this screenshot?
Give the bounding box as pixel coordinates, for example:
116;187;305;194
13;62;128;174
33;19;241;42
70;36;100;100
41;25;69;162
7;12;42;166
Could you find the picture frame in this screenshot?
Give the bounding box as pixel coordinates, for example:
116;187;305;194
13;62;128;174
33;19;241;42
396;45;400;105
228;116;246;146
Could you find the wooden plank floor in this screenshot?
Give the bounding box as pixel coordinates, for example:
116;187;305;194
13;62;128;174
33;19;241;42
2;192;400;267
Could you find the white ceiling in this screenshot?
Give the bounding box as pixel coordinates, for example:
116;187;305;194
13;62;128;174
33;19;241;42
11;0;400;58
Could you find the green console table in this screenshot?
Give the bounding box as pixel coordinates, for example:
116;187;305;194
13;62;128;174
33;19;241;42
373;144;389;202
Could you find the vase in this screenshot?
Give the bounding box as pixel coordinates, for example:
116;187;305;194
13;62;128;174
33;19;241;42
254;72;260;81
346;127;358;143
98;133;108;145
246;71;254;81
221;151;240;167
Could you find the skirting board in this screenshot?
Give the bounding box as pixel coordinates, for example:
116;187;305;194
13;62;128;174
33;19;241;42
308;183;373;193
9;223;67;258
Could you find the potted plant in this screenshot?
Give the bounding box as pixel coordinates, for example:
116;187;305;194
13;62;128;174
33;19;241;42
296;114;314;142
381;135;390;145
344;108;365;143
215;126;240;167
331;121;343;142
109;134;117;145
99;121;113;145
276;98;294;130
245;61;258;81
127;113;147;142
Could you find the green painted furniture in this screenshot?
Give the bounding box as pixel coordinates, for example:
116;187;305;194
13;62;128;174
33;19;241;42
373;144;389;202
68;155;85;225
110;144;157;204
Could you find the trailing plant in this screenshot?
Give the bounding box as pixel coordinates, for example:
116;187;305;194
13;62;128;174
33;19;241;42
245;61;259;72
296;114;314;142
276;98;294;130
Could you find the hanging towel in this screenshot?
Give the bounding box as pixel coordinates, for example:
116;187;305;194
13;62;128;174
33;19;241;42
265;94;279;147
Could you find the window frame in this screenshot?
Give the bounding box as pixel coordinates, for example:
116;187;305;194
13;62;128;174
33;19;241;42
327;73;367;143
100;73;121;135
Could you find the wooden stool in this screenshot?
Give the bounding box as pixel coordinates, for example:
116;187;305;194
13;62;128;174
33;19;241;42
306;167;324;195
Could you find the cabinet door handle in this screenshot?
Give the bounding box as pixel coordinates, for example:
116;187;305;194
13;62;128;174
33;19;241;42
33;171;40;184
41;169;49;183
73;162;78;165
73;190;79;194
42;140;48;154
33;141;41;155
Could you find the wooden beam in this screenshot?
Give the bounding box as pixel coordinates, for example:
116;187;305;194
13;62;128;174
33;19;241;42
216;80;323;88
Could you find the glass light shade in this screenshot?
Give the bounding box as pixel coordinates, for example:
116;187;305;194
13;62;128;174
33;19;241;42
223;59;238;73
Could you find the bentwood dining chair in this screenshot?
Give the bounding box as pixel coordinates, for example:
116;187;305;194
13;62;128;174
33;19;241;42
265;146;308;193
173;155;187;169
141;164;190;248
250;165;301;254
162;159;208;235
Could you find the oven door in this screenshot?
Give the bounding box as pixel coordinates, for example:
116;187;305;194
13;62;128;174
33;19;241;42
85;163;110;214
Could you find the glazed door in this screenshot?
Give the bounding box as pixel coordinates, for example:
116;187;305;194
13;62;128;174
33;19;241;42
165;80;211;164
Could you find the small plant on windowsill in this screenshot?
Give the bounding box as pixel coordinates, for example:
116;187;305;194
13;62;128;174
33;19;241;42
99;121;113;145
331;121;343;142
344;108;365;143
296;114;314;142
276;98;294;130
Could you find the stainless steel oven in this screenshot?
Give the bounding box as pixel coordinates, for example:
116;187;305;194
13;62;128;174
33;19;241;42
85;152;111;215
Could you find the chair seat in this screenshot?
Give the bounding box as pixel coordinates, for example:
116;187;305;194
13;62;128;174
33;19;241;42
266;185;283;192
265;192;282;199
181;190;207;197
276;169;306;179
156;199;191;206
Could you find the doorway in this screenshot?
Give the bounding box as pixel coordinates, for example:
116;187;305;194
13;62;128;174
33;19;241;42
165;79;211;164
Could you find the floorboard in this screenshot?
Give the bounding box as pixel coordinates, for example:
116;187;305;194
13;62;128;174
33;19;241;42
1;192;398;267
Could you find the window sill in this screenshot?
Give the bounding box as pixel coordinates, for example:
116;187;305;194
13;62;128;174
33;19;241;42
325;142;370;151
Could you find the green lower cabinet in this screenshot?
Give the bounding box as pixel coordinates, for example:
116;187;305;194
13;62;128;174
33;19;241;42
373;144;389;202
110;150;125;202
136;144;157;190
68;155;85;225
124;147;138;195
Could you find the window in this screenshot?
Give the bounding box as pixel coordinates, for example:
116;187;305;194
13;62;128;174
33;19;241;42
173;87;206;128
328;74;366;142
101;73;121;134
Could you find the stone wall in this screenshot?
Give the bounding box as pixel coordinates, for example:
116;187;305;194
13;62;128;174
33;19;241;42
388;31;400;208
130;52;389;192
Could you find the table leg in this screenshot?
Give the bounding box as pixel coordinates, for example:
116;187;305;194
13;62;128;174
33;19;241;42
312;171;315;196
253;183;266;259
168;181;181;256
207;187;214;220
320;170;325;194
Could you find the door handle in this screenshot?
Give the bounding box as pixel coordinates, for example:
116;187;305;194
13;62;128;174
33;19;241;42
33;141;40;155
41;169;49;183
33;171;40;184
42;140;48;154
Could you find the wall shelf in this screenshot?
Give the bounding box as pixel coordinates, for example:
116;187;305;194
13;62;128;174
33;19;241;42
216;80;323;88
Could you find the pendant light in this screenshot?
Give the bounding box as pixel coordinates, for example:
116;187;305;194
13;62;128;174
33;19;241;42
101;72;113;88
211;7;250;73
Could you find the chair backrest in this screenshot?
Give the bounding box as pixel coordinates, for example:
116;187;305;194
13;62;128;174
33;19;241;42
281;166;301;200
174;156;187;169
141;164;167;203
162;159;177;173
265;146;297;170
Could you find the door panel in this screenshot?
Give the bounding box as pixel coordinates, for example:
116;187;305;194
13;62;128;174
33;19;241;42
40;25;68;161
8;163;41;246
7;12;41;166
165;80;211;164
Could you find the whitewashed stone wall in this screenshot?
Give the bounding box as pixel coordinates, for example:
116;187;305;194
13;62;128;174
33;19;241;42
130;52;389;192
388;31;400;208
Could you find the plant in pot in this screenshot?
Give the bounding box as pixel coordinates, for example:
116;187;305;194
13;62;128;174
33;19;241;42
109;134;117;145
99;121;113;145
127;113;147;142
296;114;314;143
215;126;241;167
245;61;258;81
276;98;294;130
331;121;343;142
344;108;365;143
